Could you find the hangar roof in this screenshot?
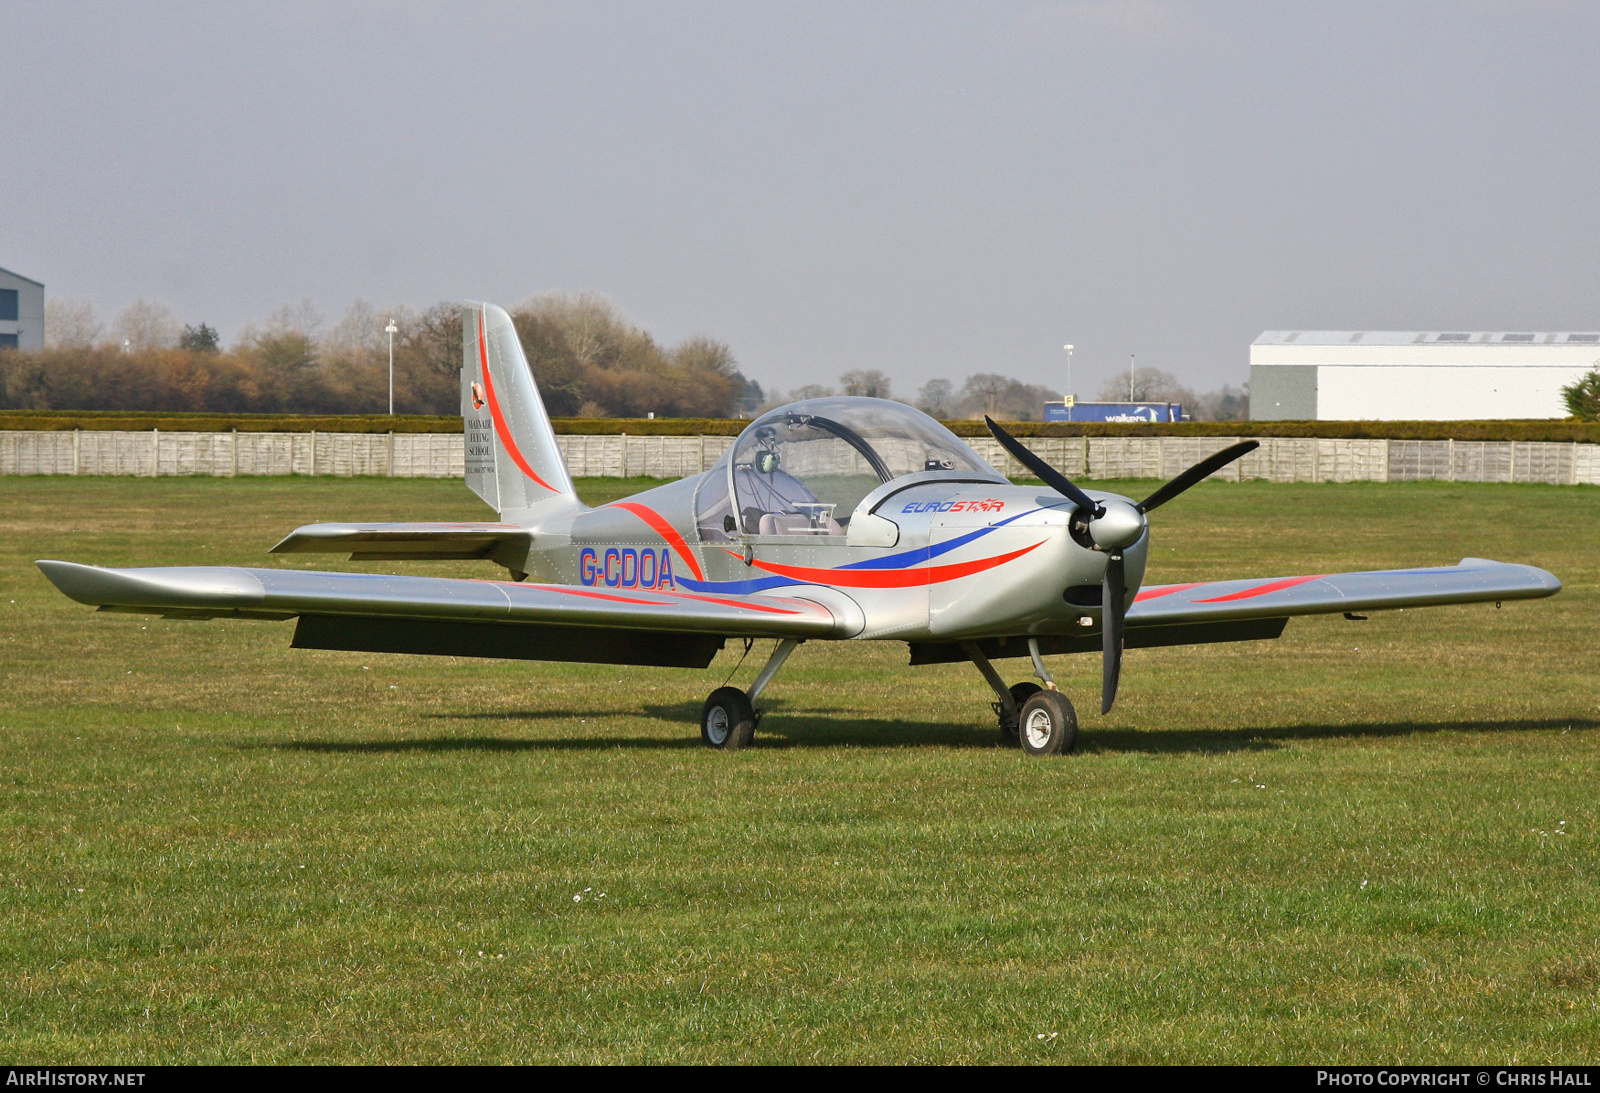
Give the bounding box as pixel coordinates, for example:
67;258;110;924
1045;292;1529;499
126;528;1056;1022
1255;330;1600;346
0;266;44;287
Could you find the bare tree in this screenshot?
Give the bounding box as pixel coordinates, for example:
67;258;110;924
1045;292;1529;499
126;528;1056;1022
1189;383;1249;421
673;335;739;377
916;378;955;417
1095;366;1196;405
391;302;463;414
518;291;635;368
111;298;180;352
839;369;892;399
955;373;1060;420
263;298;324;340
44;298;103;349
14;292;750;418
323;299;413;357
231;298;324;351
959;373;1014;417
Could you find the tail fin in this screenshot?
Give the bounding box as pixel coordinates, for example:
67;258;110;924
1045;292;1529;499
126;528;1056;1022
461;302;579;519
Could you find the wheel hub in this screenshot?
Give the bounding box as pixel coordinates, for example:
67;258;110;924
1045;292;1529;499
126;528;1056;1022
1023;708;1054;750
705;706;730;745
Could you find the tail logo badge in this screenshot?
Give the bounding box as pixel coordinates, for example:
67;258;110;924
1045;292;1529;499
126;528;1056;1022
470;382;485;410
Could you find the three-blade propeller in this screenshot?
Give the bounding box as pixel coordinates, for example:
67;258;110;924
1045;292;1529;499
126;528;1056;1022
984;417;1258;714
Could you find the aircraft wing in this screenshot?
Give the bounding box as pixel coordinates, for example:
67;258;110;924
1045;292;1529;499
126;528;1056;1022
269;522;533;561
908;557;1559;666
1127;557;1560;626
35;560;854;669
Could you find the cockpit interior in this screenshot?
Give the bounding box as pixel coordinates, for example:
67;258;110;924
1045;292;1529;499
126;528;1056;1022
694;397;1002;541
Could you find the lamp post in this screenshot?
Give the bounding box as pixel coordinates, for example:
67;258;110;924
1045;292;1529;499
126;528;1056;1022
1063;344;1074;421
1129;353;1136;402
384;319;398;415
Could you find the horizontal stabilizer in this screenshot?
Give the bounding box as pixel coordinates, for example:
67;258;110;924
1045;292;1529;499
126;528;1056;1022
270;522;533;562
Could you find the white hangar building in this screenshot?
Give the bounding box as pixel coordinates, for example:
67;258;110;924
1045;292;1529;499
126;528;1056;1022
1249;330;1600;420
0;266;45;352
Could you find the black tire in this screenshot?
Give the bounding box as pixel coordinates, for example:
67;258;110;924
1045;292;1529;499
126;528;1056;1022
1018;690;1079;756
999;682;1042;747
701;686;756;751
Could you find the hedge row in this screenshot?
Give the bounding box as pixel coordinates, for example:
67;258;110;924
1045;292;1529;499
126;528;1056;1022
0;409;1596;443
0;410;464;434
946;419;1600;443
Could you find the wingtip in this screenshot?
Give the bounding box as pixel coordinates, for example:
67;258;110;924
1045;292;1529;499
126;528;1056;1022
35;559;109;604
1458;557;1563;596
35;560;265;610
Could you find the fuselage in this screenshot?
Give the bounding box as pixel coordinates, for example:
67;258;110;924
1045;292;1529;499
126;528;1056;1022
503;469;1149;643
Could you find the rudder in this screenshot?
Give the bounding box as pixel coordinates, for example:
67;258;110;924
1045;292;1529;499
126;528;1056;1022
461;302;579;518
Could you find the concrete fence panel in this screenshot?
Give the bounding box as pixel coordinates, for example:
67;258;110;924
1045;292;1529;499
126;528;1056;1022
3;429;1598;486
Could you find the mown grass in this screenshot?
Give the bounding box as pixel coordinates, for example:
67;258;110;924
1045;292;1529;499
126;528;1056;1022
0;475;1596;1064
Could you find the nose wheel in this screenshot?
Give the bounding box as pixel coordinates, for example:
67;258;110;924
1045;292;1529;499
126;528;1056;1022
963;641;1079;755
1018;690;1078;756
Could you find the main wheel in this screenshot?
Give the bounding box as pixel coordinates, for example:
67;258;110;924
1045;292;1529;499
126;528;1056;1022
701;686;756;751
1018;690;1079;756
998;682;1042;747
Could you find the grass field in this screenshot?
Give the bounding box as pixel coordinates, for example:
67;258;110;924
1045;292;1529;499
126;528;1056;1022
1;475;1596;1064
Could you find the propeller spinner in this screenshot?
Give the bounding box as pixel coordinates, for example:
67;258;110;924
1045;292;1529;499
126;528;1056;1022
984;417;1258;714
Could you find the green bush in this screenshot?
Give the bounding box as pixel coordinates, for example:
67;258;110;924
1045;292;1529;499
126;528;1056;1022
0;410;461;434
1561;369;1600;422
939;419;1600;443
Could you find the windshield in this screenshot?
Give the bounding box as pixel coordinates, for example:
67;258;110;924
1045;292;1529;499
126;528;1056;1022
726;397;1000;536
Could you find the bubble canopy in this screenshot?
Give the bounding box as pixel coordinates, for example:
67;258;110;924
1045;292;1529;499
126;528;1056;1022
700;397;1003;538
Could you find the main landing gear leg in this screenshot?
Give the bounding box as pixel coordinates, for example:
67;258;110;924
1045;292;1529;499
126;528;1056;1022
962;640;1077;755
701;638;799;751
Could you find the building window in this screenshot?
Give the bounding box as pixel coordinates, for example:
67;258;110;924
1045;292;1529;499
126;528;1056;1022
0;333;19;350
0;289;17;322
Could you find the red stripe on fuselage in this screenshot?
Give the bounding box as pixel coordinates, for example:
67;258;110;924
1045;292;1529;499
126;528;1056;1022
608;502;706;581
1193;575;1326;603
724;541;1044;588
478;310;558;493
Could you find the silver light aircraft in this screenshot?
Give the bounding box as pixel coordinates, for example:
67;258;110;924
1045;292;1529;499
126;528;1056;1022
38;303;1562;755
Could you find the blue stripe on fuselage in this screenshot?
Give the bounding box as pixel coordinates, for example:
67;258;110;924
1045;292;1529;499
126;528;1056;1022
675;573;794;595
836;506;1050;570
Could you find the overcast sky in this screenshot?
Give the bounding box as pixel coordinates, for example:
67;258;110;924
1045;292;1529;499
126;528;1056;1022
5;0;1598;398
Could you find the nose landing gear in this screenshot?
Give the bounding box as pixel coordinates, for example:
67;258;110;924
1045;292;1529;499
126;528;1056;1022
962;640;1079;755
